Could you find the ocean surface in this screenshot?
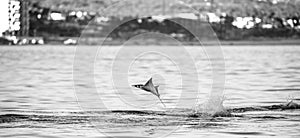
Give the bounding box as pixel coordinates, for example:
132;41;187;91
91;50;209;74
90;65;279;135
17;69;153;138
0;45;300;138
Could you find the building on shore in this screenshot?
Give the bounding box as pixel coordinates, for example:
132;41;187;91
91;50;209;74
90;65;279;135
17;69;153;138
8;0;29;37
0;0;36;45
0;0;29;37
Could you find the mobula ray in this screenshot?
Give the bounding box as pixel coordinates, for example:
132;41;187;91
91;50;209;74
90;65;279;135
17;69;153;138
132;78;166;107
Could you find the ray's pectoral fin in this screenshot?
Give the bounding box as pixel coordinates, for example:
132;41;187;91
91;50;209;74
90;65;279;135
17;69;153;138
140;78;154;92
143;78;154;89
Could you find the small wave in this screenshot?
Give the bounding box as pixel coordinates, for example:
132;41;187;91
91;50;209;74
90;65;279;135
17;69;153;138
110;110;157;115
251;116;286;119
264;88;300;92
229;101;300;113
0;114;90;125
218;131;267;136
0;114;29;123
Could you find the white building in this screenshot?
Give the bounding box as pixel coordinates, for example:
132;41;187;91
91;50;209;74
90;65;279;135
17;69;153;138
0;0;28;37
0;0;9;36
9;0;22;32
232;17;262;29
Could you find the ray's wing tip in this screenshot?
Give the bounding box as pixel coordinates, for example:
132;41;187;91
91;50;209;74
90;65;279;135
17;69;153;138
148;78;152;82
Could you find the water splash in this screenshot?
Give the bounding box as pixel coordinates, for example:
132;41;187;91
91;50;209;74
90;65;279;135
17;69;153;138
193;95;300;117
193;96;230;117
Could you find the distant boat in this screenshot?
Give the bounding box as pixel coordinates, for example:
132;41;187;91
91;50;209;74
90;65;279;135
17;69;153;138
132;78;166;107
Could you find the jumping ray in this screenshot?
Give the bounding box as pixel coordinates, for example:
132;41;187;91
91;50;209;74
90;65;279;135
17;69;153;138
132;78;166;107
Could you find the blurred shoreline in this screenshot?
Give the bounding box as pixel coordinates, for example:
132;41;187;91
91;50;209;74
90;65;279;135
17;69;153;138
2;38;300;46
52;37;300;46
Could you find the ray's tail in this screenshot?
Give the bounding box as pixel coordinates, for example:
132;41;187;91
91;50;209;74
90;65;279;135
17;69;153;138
158;97;166;107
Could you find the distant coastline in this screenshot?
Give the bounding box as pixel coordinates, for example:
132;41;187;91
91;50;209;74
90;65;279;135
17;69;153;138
77;38;300;46
205;40;300;46
1;37;300;46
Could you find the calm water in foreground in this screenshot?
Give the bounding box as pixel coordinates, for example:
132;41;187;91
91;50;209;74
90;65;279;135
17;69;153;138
0;45;299;138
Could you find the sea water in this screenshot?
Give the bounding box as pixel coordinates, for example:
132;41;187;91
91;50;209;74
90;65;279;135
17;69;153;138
0;45;299;138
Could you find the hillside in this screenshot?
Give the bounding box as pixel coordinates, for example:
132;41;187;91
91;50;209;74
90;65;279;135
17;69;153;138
25;0;300;43
29;0;300;18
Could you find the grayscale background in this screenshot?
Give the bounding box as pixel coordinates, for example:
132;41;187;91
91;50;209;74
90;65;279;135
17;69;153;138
0;0;300;138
